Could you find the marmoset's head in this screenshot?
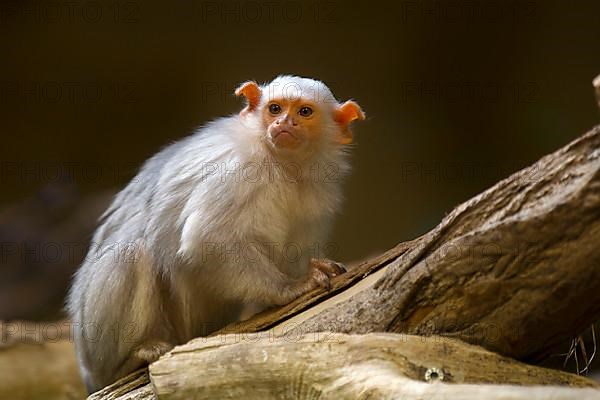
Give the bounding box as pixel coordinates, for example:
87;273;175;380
235;75;365;157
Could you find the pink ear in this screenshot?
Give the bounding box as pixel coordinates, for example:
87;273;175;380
235;81;261;113
334;100;365;144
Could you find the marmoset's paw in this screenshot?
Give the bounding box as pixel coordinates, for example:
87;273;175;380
134;341;174;364
309;258;347;290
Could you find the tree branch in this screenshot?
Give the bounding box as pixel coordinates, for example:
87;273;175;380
148;333;598;400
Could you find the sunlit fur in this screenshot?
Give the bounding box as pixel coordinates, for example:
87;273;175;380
67;75;358;392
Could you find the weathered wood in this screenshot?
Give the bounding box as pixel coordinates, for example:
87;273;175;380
148;333;599;400
90;125;600;399
88;369;153;400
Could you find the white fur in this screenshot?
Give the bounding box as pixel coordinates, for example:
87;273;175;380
67;76;352;392
262;75;337;106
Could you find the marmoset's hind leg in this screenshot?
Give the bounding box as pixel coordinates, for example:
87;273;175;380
112;340;174;382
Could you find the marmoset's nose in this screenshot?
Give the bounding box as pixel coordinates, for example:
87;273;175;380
275;114;297;127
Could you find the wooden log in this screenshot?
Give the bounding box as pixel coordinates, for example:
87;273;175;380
111;333;599;400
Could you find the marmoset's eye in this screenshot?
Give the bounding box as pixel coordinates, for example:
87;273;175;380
298;106;313;117
269;103;282;114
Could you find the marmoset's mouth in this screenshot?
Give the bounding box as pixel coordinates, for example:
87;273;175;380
272;129;297;139
270;128;301;149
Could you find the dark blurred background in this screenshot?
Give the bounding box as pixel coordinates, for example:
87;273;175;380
1;0;599;322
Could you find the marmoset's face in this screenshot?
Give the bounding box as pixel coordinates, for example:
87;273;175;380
235;79;365;156
261;97;325;151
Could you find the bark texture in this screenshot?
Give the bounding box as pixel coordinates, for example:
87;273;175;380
149;333;598;400
91;334;600;400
